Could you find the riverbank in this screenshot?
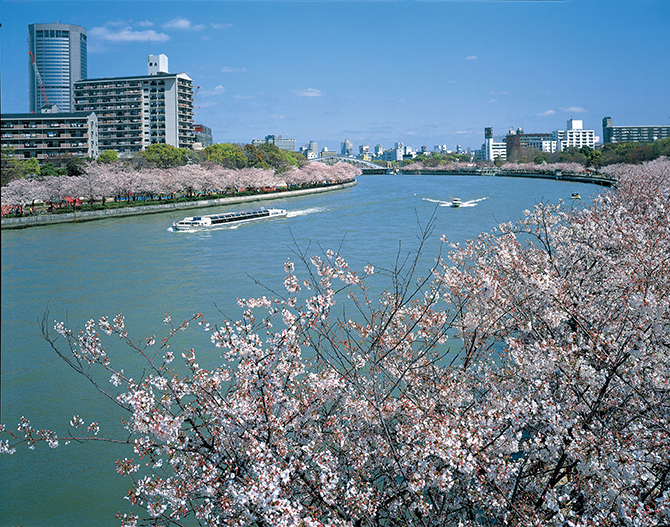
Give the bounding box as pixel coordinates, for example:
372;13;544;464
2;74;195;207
362;168;615;186
1;179;357;230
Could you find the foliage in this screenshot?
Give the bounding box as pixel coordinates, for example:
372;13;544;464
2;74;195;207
2;158;669;526
39;162;67;177
203;143;248;169
137;144;194;169
98;150;119;164
1;147;40;185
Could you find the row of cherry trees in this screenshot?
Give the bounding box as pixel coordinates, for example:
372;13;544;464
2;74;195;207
0;161;359;210
2;158;669;526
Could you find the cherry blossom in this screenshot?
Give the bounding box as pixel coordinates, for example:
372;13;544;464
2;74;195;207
1;158;668;526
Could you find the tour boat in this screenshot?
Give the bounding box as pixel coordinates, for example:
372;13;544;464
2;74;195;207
452;198;462;208
173;208;287;230
571;193;581;200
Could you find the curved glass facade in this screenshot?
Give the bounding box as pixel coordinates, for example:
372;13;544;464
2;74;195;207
28;23;87;113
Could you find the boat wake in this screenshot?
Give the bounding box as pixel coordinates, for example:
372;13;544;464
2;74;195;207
286;207;324;218
423;197;488;208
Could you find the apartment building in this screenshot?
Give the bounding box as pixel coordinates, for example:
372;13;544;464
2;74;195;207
73;55;194;156
553;119;595;150
602;117;670;144
1;108;99;160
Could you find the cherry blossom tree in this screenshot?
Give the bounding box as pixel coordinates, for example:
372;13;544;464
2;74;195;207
3;159;667;526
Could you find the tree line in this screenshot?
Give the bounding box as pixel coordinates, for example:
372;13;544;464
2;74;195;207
1;142;308;187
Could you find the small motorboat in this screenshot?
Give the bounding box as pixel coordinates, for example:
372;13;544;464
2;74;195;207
452;198;462;208
571;193;581;200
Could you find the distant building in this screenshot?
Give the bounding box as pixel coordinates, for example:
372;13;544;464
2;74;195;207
475;127;507;162
505;128;555;158
553;119;595;150
74;54;194;156
602;117;670;144
374;144;384;158
320;147;336;158
28;22;88;113
194;124;213;147
252;134;296;151
1;108;99;160
340;139;353;156
299;140;319;159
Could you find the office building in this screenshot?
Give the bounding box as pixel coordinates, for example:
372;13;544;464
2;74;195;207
1;108;99;160
28;22;87;113
251;135;296;151
602;117;670;144
73;55;194;156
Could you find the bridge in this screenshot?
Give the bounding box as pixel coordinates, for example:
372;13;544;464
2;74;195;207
310;156;383;169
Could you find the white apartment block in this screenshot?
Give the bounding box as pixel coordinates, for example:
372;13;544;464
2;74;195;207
553;119;595;150
73;55;194;156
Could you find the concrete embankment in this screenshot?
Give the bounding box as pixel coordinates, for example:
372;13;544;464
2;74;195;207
1;180;357;230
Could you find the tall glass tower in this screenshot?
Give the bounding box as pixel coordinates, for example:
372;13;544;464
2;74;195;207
28;22;87;113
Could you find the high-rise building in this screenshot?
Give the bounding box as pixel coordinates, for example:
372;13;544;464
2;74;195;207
340;139;353;156
602;117;670;144
28;22;87;113
73;55;194;156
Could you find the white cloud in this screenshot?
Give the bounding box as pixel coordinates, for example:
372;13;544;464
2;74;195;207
211;23;233;30
89;26;170;43
294;88;323;97
163;18;205;31
222;67;247;73
270;114;286;120
488;99;498;103
560;106;588;113
464;55;478;60
213;85;225;93
234;95;255;100
137;20;154;28
538;110;556;117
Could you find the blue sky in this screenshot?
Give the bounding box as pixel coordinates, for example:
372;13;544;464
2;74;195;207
1;0;669;152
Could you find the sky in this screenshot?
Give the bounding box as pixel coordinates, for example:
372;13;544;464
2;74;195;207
1;0;669;153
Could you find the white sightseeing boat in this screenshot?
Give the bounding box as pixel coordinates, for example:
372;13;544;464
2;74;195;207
451;198;462;208
173;208;287;230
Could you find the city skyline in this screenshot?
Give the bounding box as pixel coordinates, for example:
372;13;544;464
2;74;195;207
2;0;669;152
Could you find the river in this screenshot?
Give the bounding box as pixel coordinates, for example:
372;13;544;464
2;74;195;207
0;174;604;526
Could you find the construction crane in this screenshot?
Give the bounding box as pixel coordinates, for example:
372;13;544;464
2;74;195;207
29;51;50;109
